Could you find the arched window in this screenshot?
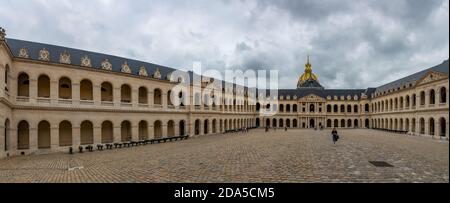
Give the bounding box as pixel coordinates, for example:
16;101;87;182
429;89;435;105
138;87;148;104
80;121;94;145
333;105;338;113
168;120;175;137
412;94;416;107
38;75;50;98
17;73;30;97
439;118;446;137
279;104;284;112
354;105;358;113
179;120;186;136
340;105;345;113
327;119;332;128
38;120;51;149
121;84;132;103
286;104;291;112
59;121;72;147
347;105;352;113
440;87;447;104
4;64;9;92
310;104;315;112
17;121;29;150
139;121;148;140
365;104;369;112
154;89;162;105
59;77;72;99
429;118;435;136
154;120;163;138
327;105;332;113
101;82;113;102
121;121;132;142
101;121;114;143
293;104;298;112
420;91;425;105
80;79;93;100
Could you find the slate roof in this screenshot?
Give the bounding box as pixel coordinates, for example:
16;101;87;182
375;60;449;94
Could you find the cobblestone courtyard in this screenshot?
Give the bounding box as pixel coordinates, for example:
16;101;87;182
0;129;448;183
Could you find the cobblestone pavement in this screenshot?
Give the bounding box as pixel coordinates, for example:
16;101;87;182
0;129;448;183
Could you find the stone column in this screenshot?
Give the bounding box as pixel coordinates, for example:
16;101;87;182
72;82;80;106
162;92;168;108
93;83;101;106
50;80;58;105
29;79;38;103
132;88;139;108
148;124;154;140
10;128;17;152
29;127;38;153
131;125;139;141
162;124;168;138
72;125;81;147
50;124;59;150
0;124;4;156
175;124;180;136
113;125;121;143
93;125;101;144
113;87;121;107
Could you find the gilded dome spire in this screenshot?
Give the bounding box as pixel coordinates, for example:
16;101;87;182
297;55;322;89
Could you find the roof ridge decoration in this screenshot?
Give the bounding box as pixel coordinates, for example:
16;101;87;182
80;55;92;67
0;27;5;41
138;66;148;77
121;61;131;74
101;59;112;70
38;48;50;61
18;48;29;58
59;50;71;64
153;68;161;79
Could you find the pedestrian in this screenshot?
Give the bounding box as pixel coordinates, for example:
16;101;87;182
331;127;339;144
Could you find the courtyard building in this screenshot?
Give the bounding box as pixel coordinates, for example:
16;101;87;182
0;27;448;159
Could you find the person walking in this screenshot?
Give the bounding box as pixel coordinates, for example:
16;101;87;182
331;127;339;144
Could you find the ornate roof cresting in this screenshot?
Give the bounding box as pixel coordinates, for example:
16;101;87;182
138;66;148;77
101;59;112;70
59;50;71;64
39;48;50;61
18;48;29;58
81;55;92;67
121;61;131;73
0;27;5;41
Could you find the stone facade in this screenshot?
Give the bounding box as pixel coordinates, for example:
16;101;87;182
0;28;448;159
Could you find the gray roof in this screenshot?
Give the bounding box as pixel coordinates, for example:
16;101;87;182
375;60;449;94
259;88;367;100
6;38;178;81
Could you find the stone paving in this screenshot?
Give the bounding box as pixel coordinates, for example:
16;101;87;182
0;129;448;183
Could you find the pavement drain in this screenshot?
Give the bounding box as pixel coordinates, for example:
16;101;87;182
369;161;394;167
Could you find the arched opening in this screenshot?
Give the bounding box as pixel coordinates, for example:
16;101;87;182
212;119;217;133
195;120;200;135
286;104;291;112
279;104;284;112
429;118;435;136
256;118;260;127
38;75;50;98
273;118;277;128
347;119;352;128
139;121;148;140
293;119;298;128
101;82;113;102
121;121;132;142
17;73;30;97
121;84;132;103
412;94;417;107
17;121;29;150
406;95;410;108
154;120;163;138
224;119;228;130
340;105;345;113
266;119;270;127
286;119;291;128
167;120;175;137
138;87;148;104
80;121;94;145
59;121;72;147
101;121;114;143
38;120;51;149
354;105;358;113
279;119;284;128
412;118;416;133
420;91;425;105
429;89;435;105
440;87;447;104
4;119;10;151
365;104;369;112
309;119;315;128
419;118;425;134
439;118;446;137
354;119;359;128
341;119;346;128
167;90;173;106
327;119;332;128
80;79;93;100
179;120;186;136
256;103;261;111
59;77;72;99
347;105;352;113
334;105;338;113
405;118;410;132
334;119;339;127
293;104;298;112
154;89;162;105
327;105;332;113
4;64;9;92
204;120;209;134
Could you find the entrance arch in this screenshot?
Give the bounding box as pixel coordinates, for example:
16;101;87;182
309;119;315;128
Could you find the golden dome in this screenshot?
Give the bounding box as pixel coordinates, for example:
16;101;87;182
298;55;319;86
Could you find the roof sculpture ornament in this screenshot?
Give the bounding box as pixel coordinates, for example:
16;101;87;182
153;68;161;79
121;61;131;73
101;59;112;70
297;55;323;89
59;50;71;64
81;55;92;67
18;48;29;58
138;66;148;77
38;48;50;61
0;27;5;41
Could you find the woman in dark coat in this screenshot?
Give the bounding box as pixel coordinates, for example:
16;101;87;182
331;128;339;144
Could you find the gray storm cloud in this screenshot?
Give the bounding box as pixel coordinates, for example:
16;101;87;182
0;0;448;89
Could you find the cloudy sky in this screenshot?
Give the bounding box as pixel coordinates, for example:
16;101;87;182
1;0;448;89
